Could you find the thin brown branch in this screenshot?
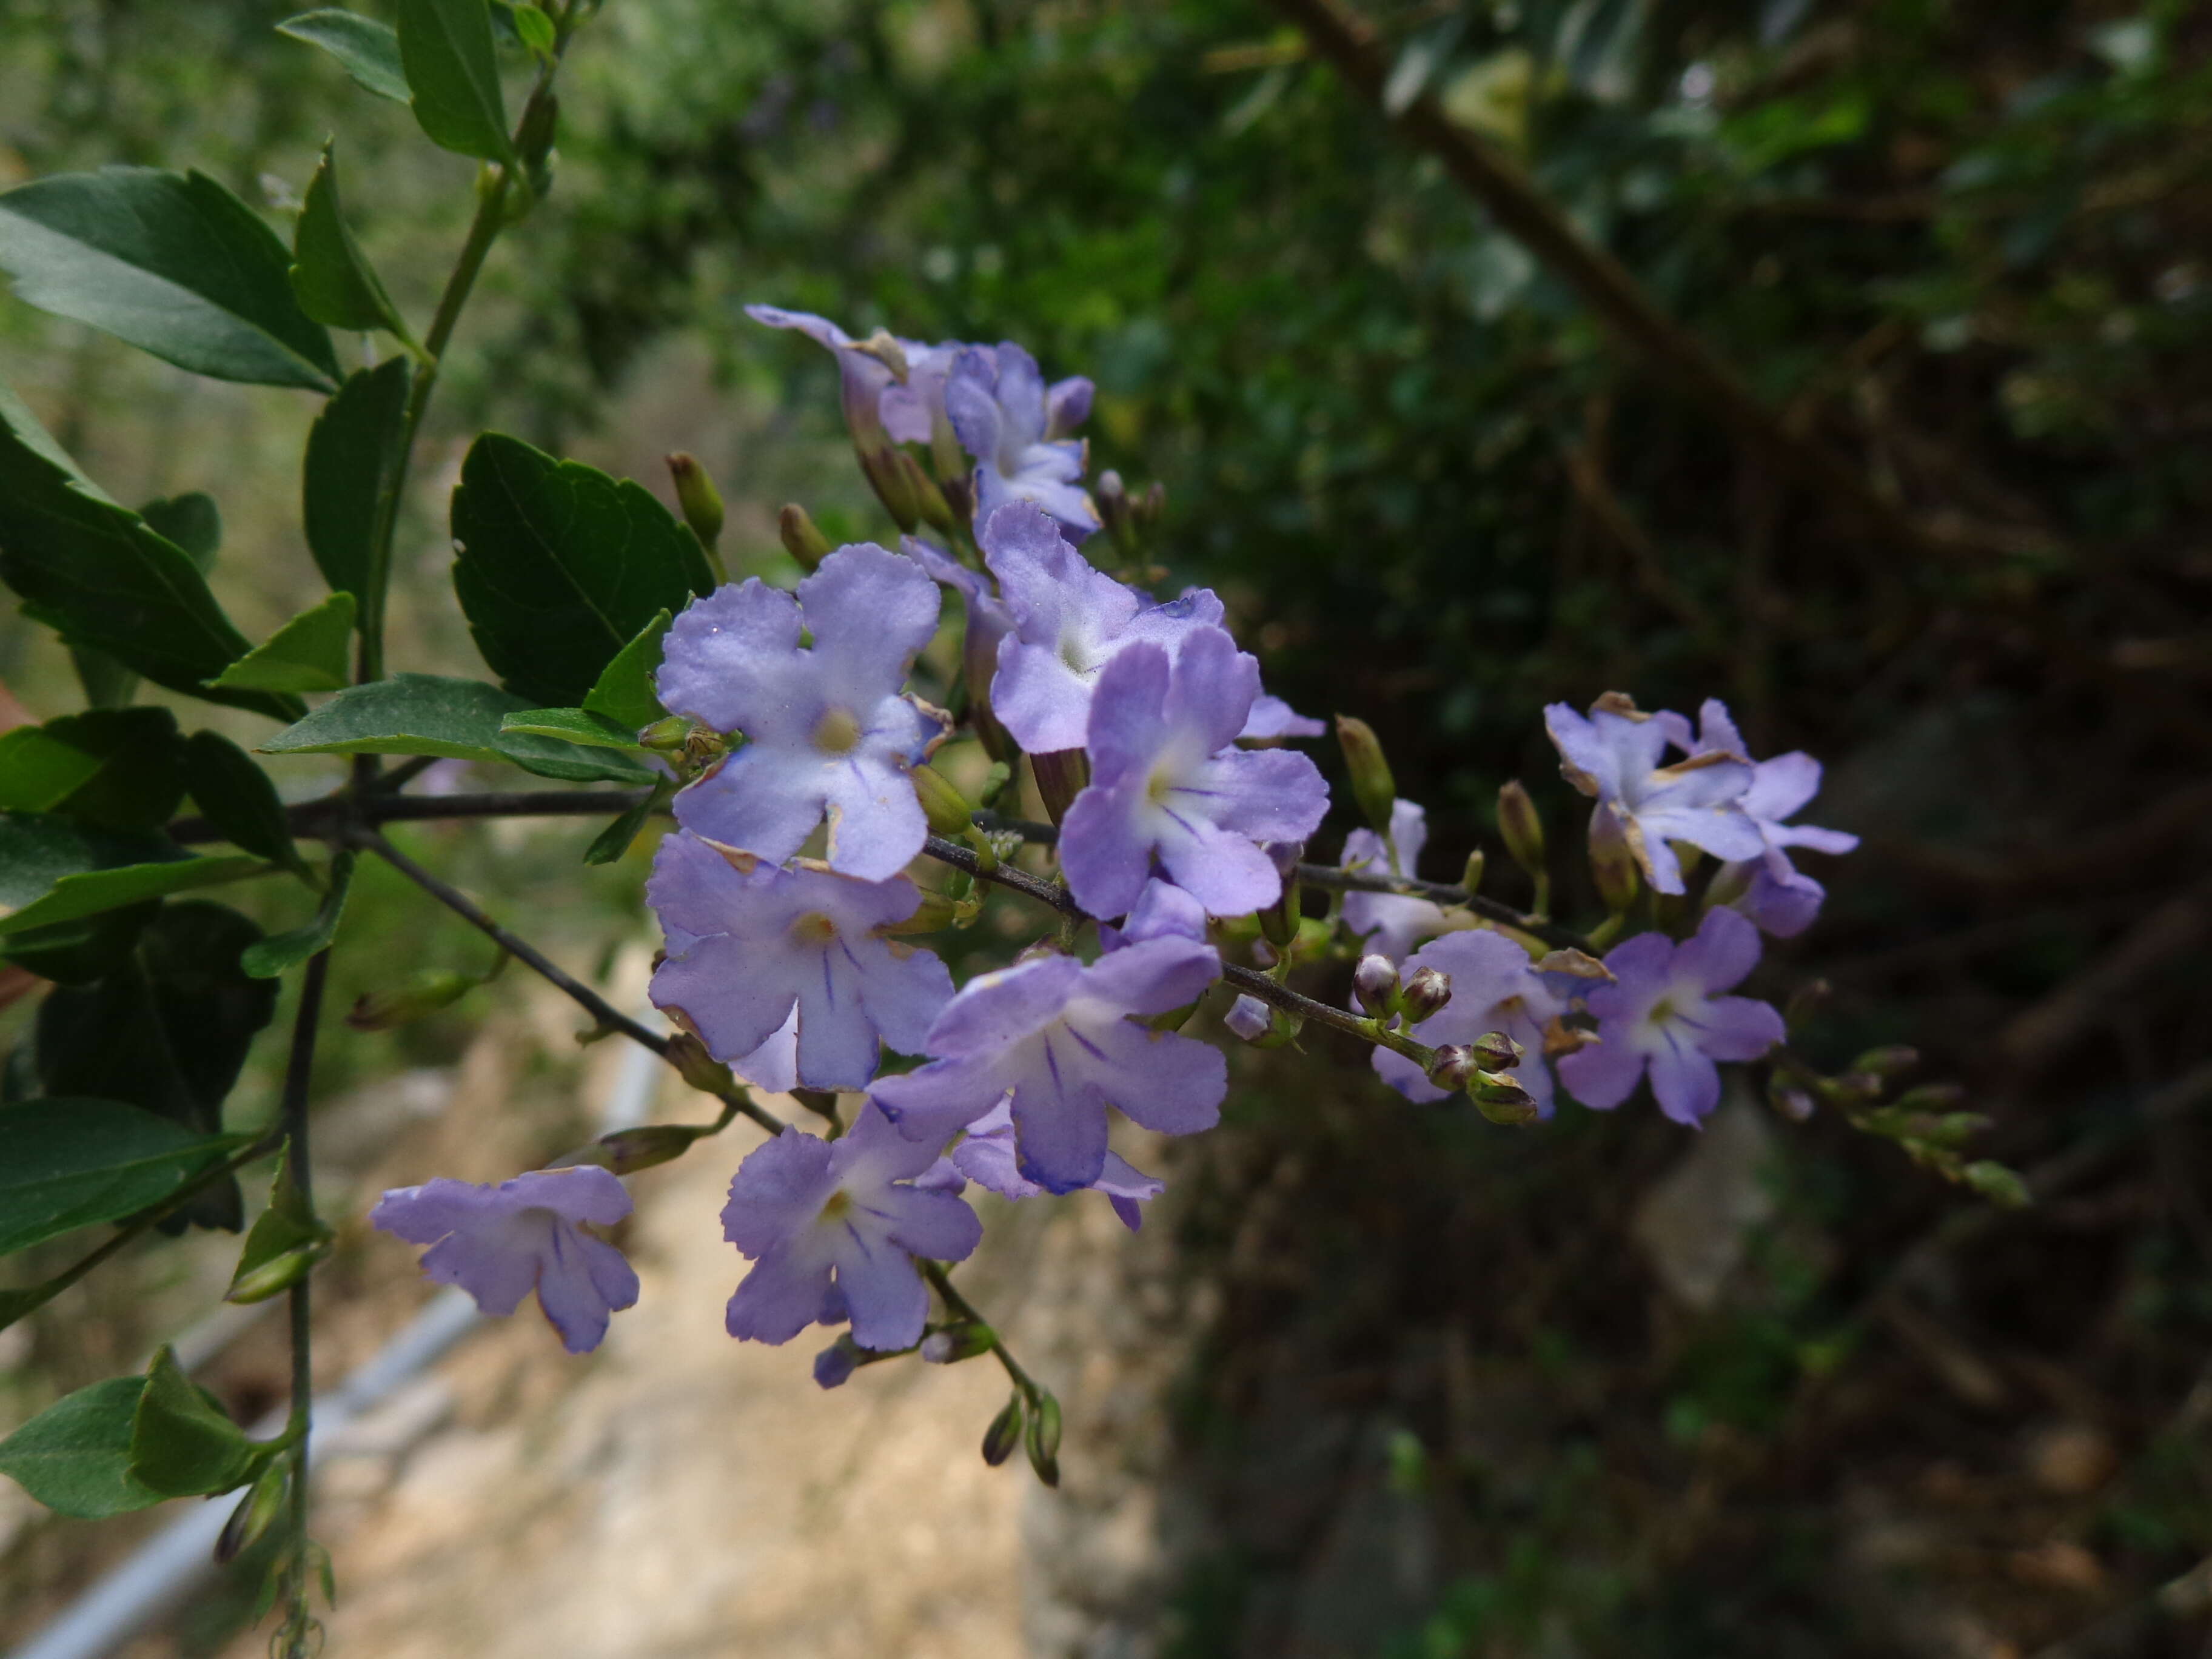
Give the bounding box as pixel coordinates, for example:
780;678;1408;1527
1264;0;2004;565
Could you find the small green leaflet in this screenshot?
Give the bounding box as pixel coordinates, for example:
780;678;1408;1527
0;1098;246;1258
498;707;647;751
207;592;357;694
0;383;301;722
304;357;412;600
583;609;672;732
583;782;668;866
277;9;412;102
0;726;104;813
129;1346;261;1499
241;850;352;979
398;0;516;162
0;708;188;831
67;493;223;711
0;1377;166;1518
258;672;655;784
0;168;338;391
290;140;409;339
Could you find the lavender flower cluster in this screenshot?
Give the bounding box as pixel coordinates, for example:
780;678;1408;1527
371;310;1857;1376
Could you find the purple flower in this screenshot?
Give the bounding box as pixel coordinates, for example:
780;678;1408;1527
947;343;1100;539
1241;694;1327;742
1340;798;1455;964
1657;699;1858;938
1543;696;1763;895
647;831;954;1090
722;1101;982;1351
745;304;960;454
659;545;945;882
869;937;1225;1193
370;1167;638;1354
1555;908;1785;1126
979;501;1224;752
1099;877;1210;951
934;1099;1165;1231
1222;994;1272;1043
1059;627;1330;919
1370;931;1568;1114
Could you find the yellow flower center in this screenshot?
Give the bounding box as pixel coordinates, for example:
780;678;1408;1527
813;708;862;754
819;1189;853;1222
791;911;838;945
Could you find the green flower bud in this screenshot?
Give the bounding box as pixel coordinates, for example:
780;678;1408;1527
346;969;477;1031
981;1394;1025;1467
666;1032;738;1098
1025;1389;1063;1487
1334;715;1396;838
779;502;833;572
1425;1044;1477;1090
1468;1029;1524;1071
1586;802;1641;914
638;714;692;753
910;764;976;840
1784;979;1831;1033
1461;848;1486;896
216;1463;289;1565
573;1123;708;1176
920;1322;996;1364
1469;1070;1540;1125
1399;965;1452;1022
1851;1045;1920;1080
1353;953;1399;1018
1496;780;1545;877
666;452;725;550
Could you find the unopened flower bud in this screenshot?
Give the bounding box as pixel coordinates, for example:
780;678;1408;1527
1892;1082;1967;1113
1425;1044;1477;1091
982;1393;1024;1467
1963;1160;2029;1208
813;1335;860;1390
1769;1084;1817;1122
1784;978;1831;1033
1259;842;1304;950
1469;1070;1540;1125
1097;469;1135;552
1496;780;1545;876
899;449;957;537
1461;848;1486;896
860;449;920;532
638;714;692;753
910;763;975;840
1025;1389;1062;1487
779;501;833;571
920;1322;995;1364
1851;1045;1920;1080
574;1122;706;1176
1030;748;1090;827
223;1238;332;1304
666;452;725;550
1224;994;1270;1043
666;1031;739;1098
1587;802;1640;914
1469;1029;1524;1071
215;1463;288;1564
1353;953;1400;1018
1139;480;1167;525
1334;716;1396;838
1400;966;1452;1022
346;968;477;1031
1247;937;1278;970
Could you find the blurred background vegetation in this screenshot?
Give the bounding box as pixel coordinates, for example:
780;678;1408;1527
2;0;2210;1654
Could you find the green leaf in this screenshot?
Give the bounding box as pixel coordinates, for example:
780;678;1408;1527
583;785;666;866
0;726;104;813
0;812;266;939
206;593;356;695
0;1377;165;1518
140;493;222;568
225;1161;333;1304
260;673;655;784
241;850;352;980
0;1098;243;1257
129;1346;258;1498
507;0;557;59
451;435;714;707
583;609;672;732
1;903;158;988
2;708;189;831
304;358;412;600
498;707;646;752
35;903;280;1232
183;731;309;877
290;140;407;339
0;384;303;722
278;9;412;102
398;0;515;161
0;168;338;390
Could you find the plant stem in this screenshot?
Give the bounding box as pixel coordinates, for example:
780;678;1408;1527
353;828;787;1136
354;35;575;684
922;1261;1042;1402
278;948;330;1658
